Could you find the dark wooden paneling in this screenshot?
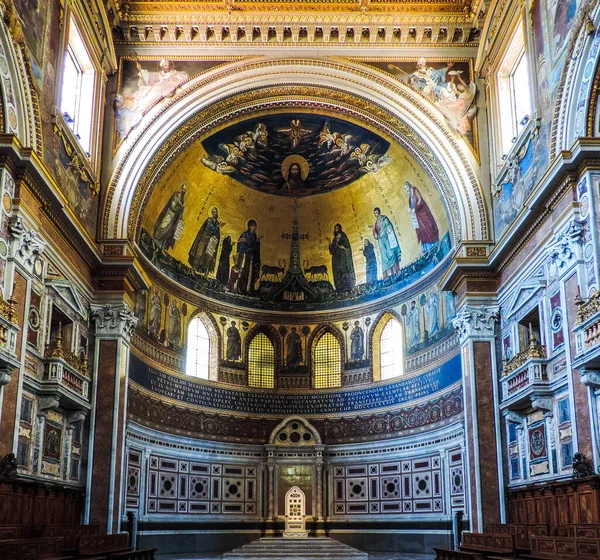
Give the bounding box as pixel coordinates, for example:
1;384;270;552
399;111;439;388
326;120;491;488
507;477;600;526
0;477;82;526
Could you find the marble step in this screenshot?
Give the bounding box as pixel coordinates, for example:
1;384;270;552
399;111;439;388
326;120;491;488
223;537;369;559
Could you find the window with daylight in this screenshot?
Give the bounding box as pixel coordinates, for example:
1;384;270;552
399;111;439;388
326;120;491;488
380;317;403;380
59;17;96;156
496;22;532;158
248;333;275;388
313;332;341;389
186;317;210;379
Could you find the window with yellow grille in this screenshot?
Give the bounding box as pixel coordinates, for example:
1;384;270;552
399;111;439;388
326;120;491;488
313;332;341;388
248;332;275;388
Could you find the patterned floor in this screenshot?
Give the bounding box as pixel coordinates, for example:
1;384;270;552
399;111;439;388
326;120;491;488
157;554;436;559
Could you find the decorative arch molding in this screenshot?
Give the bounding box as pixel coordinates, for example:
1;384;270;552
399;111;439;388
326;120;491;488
0;5;40;152
370;309;404;382
553;0;600;154
268;416;322;446
102;58;489;245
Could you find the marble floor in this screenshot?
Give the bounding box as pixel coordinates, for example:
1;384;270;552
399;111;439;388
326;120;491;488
157;554;435;559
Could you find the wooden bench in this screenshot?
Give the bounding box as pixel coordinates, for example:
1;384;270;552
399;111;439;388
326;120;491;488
108;549;157;560
0;525;25;539
527;536;600;559
564;524;600;539
460;532;516;557
76;533;131;559
434;548;485;560
488;523;550;549
41;525;101;551
0;537;65;559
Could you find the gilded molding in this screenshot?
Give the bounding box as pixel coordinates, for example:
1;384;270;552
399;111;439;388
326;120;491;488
502;343;546;377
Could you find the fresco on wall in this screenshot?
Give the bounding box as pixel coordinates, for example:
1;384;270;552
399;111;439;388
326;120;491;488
546;0;580;66
12;0;51;68
114;58;236;145
356;58;478;153
139;113;452;312
492;137;539;238
492;0;581;240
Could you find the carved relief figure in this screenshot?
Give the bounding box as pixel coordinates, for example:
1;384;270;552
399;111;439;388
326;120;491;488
286;327;303;366
188;207;223;274
371;208;401;279
226;321;242;361
236;220;262;295
153;184;186;250
404;181;439;253
328;223;356;292
350;321;365;361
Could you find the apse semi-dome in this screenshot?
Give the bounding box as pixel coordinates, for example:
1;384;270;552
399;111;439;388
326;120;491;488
138;110;453;312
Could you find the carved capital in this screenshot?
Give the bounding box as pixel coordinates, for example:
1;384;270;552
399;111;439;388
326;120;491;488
547;220;584;278
91;303;137;340
67;410;86;427
0;365;11;386
453;305;499;343
38;396;59;411
580;369;600;389
502;409;525;424
531;395;553;414
8;217;45;274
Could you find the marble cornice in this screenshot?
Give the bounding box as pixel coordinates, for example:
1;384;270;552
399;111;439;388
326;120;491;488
117;3;481;46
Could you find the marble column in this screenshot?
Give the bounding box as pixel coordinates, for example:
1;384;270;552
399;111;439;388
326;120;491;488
453;304;503;531
86;303;137;533
315;447;324;535
265;454;275;535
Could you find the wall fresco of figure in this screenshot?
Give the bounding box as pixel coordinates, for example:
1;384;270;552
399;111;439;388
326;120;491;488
357;58;478;152
113;58;233;144
139;113;451;312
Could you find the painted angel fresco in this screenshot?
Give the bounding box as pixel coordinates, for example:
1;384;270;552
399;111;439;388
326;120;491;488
199;114;392;196
115;59;189;138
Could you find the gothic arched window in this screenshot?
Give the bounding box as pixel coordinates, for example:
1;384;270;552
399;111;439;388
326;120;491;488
186;317;210;379
248;332;275;388
313;332;341;389
380;316;403;380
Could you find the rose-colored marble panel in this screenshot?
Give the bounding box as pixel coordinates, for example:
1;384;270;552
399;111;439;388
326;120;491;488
89;340;118;529
473;340;501;528
0;272;27;457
